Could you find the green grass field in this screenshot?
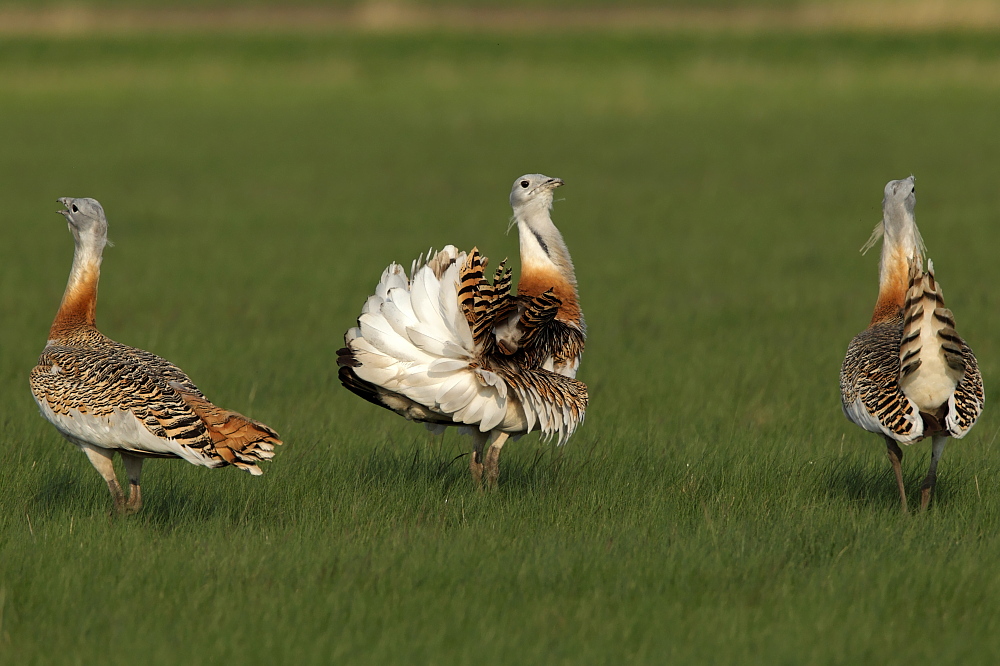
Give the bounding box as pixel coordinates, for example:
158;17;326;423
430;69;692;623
3;27;1000;664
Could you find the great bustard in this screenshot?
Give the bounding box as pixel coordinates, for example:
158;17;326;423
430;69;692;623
30;198;282;514
338;174;587;487
840;177;984;512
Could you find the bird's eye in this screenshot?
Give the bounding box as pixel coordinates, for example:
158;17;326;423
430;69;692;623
71;205;78;213
520;180;529;188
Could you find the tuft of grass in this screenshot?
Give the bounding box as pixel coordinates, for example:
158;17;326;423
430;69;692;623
2;30;1000;664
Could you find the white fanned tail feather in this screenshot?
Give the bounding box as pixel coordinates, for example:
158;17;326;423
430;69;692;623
343;246;579;442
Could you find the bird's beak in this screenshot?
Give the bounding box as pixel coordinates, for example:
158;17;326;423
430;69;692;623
56;197;70;216
545;178;564;189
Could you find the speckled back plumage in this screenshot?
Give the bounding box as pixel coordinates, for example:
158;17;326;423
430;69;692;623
840;274;983;443
31;318;280;475
840;315;921;441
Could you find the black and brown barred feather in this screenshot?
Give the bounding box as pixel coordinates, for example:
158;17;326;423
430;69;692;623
30;327;280;471
459;249;517;350
491;359;588;442
840;314;922;440
951;346;985;434
516;290;561;348
457;249;585;374
841;260;984;442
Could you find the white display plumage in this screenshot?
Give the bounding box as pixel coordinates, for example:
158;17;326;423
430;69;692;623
339;174;588;486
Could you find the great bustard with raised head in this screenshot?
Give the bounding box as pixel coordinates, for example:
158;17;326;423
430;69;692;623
338;174;587;487
30;198;282;514
840;177;984;512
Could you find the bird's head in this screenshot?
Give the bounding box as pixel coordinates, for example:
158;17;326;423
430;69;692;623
57;197;108;247
873;175;924;261
509;174;563;218
882;176;916;218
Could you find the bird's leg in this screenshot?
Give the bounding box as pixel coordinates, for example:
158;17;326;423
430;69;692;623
885;437;908;513
919;435;948;512
484;431;510;489
121;452;144;515
79;444;124;515
470;431;488;488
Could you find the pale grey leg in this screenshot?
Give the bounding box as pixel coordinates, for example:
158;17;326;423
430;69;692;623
121;452;144;515
484;431;510;489
79;444;124;514
885;437;908;514
919;435;948;512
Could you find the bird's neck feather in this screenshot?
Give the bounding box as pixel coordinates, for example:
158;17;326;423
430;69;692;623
871;211;921;325
516;208;582;324
50;241;102;340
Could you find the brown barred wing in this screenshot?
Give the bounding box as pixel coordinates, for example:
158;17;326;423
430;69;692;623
107;342;204;396
547;322;587;376
947;341;985;437
30;345;219;457
30;344;280;472
516;290;561;350
840;318;924;443
459;248;516;351
51;327;205;397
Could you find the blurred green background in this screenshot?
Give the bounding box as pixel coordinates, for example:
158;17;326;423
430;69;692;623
2;3;1000;664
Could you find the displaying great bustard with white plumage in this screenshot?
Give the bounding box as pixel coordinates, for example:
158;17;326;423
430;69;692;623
338;174;587;487
30;198;282;515
840;177;984;512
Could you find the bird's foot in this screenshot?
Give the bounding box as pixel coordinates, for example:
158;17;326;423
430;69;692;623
919;477;936;513
919;487;932;512
484;459;500;489
470;456;484;491
124;488;143;515
108;480;127;517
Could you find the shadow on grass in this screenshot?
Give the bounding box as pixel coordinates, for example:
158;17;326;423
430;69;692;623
821;454;954;510
140;483;210;526
356;433;597;494
30;467;229;526
32;468;86;514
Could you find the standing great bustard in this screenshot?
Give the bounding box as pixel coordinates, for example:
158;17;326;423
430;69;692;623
30;198;282;515
840;177;984;512
338;174;587;487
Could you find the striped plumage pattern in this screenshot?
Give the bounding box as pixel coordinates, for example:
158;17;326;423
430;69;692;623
840;314;922;441
840;259;983;443
30;327;280;474
459;248;517;351
900;259;983;436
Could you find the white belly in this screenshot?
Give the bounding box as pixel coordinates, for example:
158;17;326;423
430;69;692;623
34;397;216;467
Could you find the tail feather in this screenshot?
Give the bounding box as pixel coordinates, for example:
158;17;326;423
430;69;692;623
898;258;965;412
171;386;282;475
494;363;587;444
343;246;501;429
340;245;586;442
